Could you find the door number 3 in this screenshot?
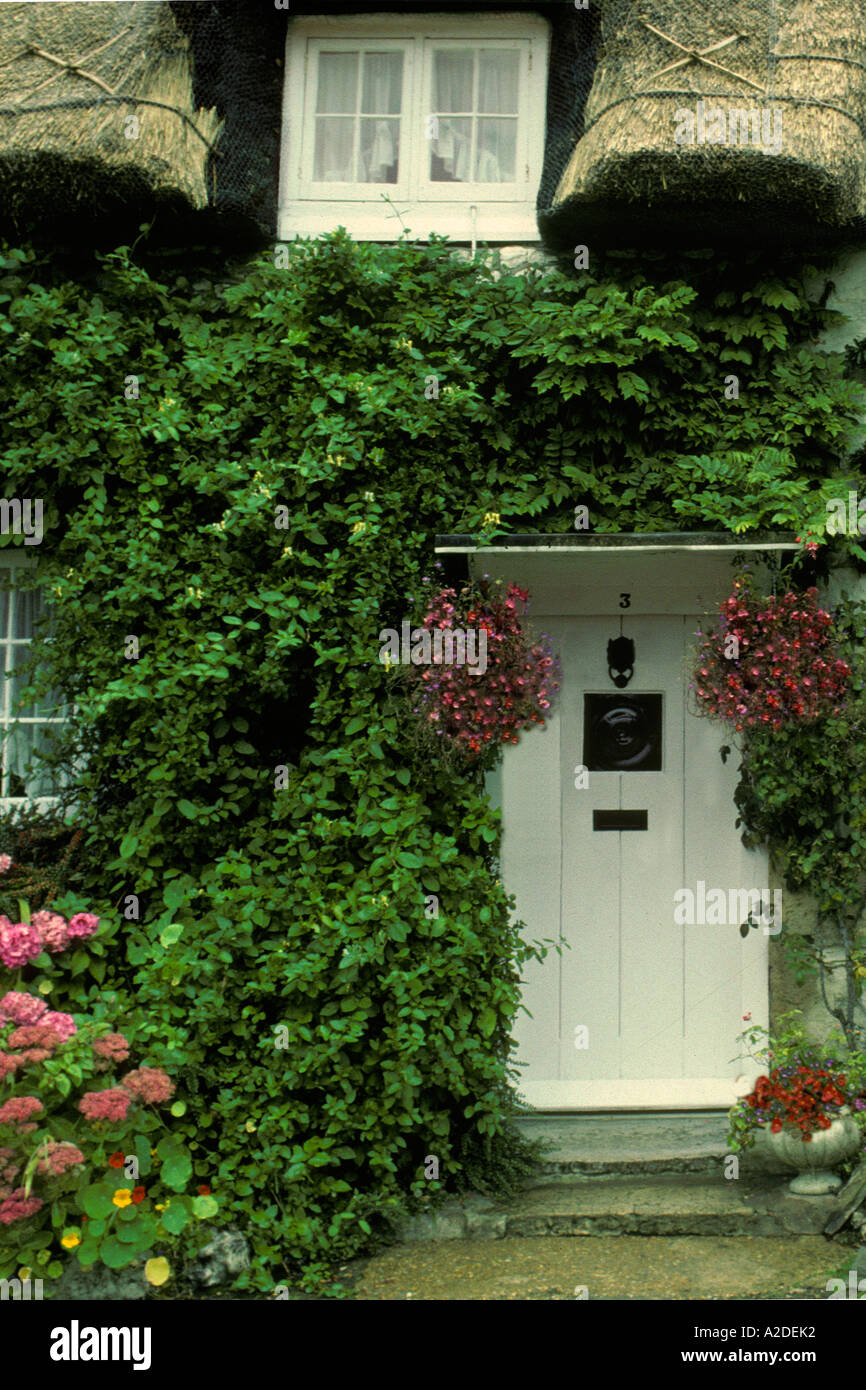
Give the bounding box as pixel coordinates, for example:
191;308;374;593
619;593;631;609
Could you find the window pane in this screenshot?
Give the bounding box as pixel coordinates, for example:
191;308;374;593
431;116;472;181
476;117;517;181
313;117;355;180
0;592;8;636
361;52;402;114
433;50;473;112
2;724;50;797
478;51;519;113
13;589;43;639
9;666;34;716
359;118;400;182
316;52;358;113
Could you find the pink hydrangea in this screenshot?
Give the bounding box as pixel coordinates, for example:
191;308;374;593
6;1024;62;1053
92;1032;130;1070
0;1187;43;1224
0;854;11;874
78;1089;131;1123
0;919;42;970
35;1140;85;1177
120;1067;174;1104
30;911;68;954
0;1096;43;1127
41;1011;76;1043
66;912;99;940
0;991;48;1025
0;1053;21;1080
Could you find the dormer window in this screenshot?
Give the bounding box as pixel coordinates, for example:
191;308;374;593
279;13;549;243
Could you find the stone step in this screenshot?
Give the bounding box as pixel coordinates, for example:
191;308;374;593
514;1112;786;1176
396;1175;839;1242
504;1173;837;1239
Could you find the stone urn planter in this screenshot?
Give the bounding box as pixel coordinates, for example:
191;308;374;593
763;1111;861;1195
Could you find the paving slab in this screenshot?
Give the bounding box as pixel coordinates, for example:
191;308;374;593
346;1234;852;1301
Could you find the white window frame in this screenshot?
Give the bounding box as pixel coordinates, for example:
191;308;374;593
279;12;550;243
0;553;68;812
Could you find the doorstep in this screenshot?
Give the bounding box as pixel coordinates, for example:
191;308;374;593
396;1175;840;1241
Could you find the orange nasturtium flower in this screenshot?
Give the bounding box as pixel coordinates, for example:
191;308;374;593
108;1152;125;1169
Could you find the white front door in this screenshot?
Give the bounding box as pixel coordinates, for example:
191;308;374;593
503;609;770;1110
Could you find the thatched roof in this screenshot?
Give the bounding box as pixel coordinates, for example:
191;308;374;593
0;1;222;232
543;0;866;246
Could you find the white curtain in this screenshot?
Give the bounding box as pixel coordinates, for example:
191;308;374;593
314;50;403;183
0;589;63;797
432;49;518;183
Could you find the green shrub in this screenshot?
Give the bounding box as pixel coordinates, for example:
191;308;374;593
0;232;861;1288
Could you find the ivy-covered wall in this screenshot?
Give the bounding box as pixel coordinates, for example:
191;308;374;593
1;232;864;1285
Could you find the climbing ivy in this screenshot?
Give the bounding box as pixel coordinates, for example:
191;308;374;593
0;231;862;1289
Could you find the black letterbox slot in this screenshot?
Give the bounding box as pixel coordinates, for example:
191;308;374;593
593;810;648;831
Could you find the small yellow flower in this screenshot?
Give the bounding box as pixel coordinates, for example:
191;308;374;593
483;512;501;526
245;1120;256;1133
155;1203;168;1213
351;521;366;535
112;1189;133;1208
18;1266;32;1279
363;491;375;501
60;1232;80;1250
150;1148;158;1156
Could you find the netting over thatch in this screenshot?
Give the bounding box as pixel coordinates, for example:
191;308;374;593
540;0;866;249
0;0;222;235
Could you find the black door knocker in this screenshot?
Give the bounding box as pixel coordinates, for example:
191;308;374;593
607;635;635;689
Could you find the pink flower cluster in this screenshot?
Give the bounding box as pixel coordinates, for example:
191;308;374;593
0;1096;43;1133
121;1067;174;1104
411;579;561;758
0;993;77;1072
0;908;99;969
0;1187;43;1225
0;991;47;1025
92;1032;130;1071
77;1088;132;1123
692;581;851;732
35;1139;85;1178
77;1066;174;1123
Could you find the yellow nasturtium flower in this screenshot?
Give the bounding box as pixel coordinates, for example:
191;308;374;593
60;1232;80;1250
112;1189;133;1208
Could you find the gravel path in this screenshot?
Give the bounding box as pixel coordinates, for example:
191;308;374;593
343;1234;853;1301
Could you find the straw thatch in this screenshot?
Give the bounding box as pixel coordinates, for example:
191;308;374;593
551;0;866;230
0;1;222;222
